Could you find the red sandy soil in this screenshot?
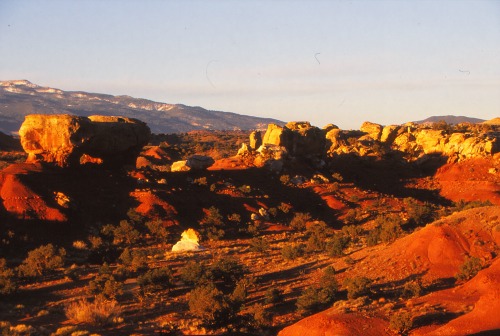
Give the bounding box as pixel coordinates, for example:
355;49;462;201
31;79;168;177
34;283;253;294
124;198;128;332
435;156;500;205
279;206;500;335
0;163;66;221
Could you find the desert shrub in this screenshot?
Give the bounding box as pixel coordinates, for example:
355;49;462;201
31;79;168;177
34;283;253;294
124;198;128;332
452;199;493;212
264;287;283;305
343;208;362;225
281;243;304;261
145;219;168;241
87;266;123;300
279;174;291;185
319;266;338;299
343;276;372;299
366;228;380;246
456;256;483;281
65;298;122;326
193;177;208;186
402;280;422;298
200;206;226;240
389;311;413;334
227;213;241;223
375;214;404;243
18;244;66;277
327;233;350;257
113;220;141;245
296;267;338;314
118;248;147;274
268;207;278;218
188;282;231;325
229;277;251;310
249;303;271;328
341;225;363;241
210;257;246;289
404;198;435;226
137;267;174;296
305;221;330;252
180;261;207;286
0;258;17;295
250;237;270;253
289;212;311;231
278;202;292;214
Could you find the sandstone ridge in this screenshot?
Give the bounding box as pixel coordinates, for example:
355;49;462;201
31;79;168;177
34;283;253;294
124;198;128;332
19;114;150;167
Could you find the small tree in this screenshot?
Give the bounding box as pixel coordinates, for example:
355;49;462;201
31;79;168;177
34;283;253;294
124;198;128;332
200;206;226;240
18;244;66;277
180;261;207;286
281;244;304;261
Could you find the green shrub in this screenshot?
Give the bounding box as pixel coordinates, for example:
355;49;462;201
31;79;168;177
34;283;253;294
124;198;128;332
404;198;435;226
180;261;207;286
375;214;404;243
188;282;231;325
18;244;66;277
366;229;380;246
200;206;226;240
264;287;283;305
281;244;304;261
327;234;350;257
249;303;271;328
250;237;269;253
306;221;329;252
87;266;123;300
296;267;338;314
145;219;168;241
389;311;413;334
114;220;141;245
0;258;17;295
290;212;311;231
137;267;174;296
402;280;422;298
210;257;246;289
343;276;371;299
456;256;482;281
118;248;147;273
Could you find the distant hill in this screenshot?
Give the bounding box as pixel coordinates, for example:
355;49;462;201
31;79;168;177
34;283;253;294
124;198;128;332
0;80;284;134
415;115;485;125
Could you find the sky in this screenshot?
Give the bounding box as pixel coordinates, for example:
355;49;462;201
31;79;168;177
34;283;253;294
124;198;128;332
0;0;499;129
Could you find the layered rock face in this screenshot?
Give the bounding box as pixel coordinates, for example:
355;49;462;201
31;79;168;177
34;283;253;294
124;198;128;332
19;114;150;167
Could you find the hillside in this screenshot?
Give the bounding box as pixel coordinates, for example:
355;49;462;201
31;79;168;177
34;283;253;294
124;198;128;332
0;80;284;134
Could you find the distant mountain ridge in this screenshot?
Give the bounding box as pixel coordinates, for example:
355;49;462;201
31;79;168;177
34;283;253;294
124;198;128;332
0;80;284;134
415;115;485;125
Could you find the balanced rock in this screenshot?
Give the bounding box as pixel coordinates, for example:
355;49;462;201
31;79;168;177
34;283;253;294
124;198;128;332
186;155;215;170
19;114;150;167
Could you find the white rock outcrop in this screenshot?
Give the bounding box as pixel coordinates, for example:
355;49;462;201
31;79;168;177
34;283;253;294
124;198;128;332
171;228;204;252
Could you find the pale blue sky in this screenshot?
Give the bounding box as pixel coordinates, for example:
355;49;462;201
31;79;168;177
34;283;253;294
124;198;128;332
1;0;499;129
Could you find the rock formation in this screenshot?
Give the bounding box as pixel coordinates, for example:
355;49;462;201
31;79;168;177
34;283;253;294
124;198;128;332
19;114;150;167
171;155;215;172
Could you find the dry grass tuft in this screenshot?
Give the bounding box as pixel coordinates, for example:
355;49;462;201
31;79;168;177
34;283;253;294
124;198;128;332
65;298;122;326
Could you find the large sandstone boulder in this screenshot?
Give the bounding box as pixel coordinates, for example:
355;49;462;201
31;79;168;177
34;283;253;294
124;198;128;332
19;114;150;167
186;155;215;170
249;131;262;150
261;122;325;158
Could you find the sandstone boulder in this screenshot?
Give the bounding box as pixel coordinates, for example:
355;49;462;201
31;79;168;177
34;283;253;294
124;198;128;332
171;228;203;252
249;131;262;150
380;125;401;143
19;114;150;167
171;160;190;172
186;155;215;170
360;121;383;140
